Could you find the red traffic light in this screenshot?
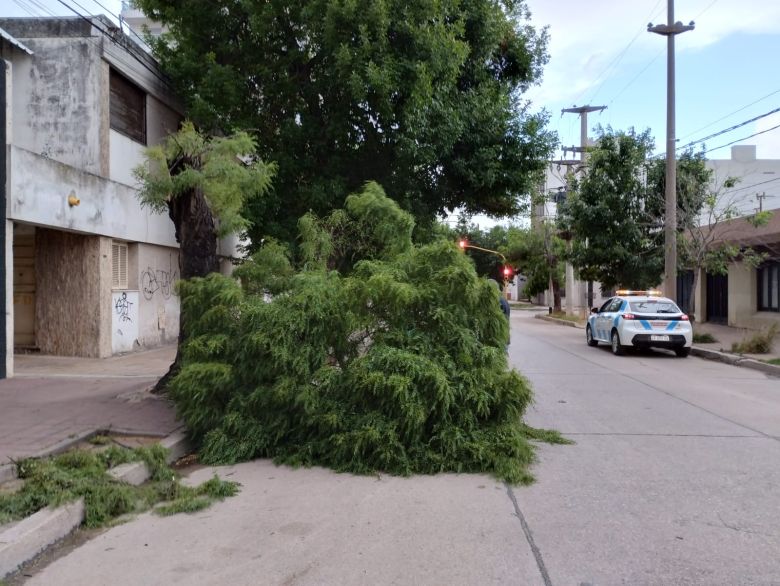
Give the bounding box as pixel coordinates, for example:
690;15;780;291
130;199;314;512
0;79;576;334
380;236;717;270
458;239;467;249
502;266;513;278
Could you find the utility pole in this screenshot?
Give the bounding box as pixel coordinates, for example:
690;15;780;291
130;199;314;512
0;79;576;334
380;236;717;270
649;1;694;302
756;192;773;213
561;105;606;313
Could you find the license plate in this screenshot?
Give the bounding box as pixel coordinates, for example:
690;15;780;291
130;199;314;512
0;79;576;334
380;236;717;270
650;335;670;342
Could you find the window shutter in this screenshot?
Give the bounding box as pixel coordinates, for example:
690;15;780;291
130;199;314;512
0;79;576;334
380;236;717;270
112;241;128;289
109;69;147;144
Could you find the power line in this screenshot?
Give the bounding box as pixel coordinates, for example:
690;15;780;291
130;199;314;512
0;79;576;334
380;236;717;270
694;0;720;20
679;88;780;141
703;122;780;155
608;48;664;107
578;0;665;105
680;106;780;151
54;0;170;88
721;176;780;195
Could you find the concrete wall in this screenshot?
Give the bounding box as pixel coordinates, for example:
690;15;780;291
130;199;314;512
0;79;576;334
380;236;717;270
8;145;177;248
728;262;780;330
34;229;111;357
136;243;179;348
10;37;106;177
109;129;144;187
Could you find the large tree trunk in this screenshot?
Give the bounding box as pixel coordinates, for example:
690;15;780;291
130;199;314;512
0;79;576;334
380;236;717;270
552;278;562;313
154;186;220;393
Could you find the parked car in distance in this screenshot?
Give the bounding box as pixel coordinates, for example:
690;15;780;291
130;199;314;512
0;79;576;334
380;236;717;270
586;290;693;357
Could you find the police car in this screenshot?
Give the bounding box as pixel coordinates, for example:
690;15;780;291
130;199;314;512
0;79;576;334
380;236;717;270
586;290;693;357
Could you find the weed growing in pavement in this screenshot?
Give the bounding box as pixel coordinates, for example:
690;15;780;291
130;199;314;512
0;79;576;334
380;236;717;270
693;332;718;344
0;445;239;528
731;324;778;354
764;358;780;366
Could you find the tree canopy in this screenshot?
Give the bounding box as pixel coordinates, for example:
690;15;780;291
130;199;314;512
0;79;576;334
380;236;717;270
135;0;556;244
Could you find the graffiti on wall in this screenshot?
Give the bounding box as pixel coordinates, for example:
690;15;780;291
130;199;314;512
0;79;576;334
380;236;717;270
141;254;179;300
114;292;133;323
111;291;139;354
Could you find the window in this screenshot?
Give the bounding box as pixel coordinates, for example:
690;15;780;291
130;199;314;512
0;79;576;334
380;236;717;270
629;300;680;314
112;241;128;289
110;69;146;144
598;298;614;313
758;262;779;312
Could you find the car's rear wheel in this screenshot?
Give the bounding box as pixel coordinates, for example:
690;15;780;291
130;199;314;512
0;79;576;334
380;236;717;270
611;330;625;356
675;347;691;358
586;325;598;347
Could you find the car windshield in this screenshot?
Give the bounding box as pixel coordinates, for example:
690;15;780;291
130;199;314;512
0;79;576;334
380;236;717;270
629;300;680;314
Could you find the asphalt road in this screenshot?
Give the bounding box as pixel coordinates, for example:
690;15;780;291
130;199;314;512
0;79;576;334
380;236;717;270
20;310;780;585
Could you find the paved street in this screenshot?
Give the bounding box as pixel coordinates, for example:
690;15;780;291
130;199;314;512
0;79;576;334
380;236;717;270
16;310;780;585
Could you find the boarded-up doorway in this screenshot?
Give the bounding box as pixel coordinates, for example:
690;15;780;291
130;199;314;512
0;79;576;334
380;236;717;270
13;224;36;349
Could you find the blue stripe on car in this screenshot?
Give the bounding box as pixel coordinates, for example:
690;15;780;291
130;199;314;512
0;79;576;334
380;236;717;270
639;320;652;330
666;321;678;331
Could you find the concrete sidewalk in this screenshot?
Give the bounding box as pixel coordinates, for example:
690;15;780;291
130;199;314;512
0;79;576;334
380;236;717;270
692;321;780;362
0;346;179;464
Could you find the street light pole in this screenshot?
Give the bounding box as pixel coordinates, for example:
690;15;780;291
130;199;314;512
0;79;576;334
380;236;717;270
649;0;694;302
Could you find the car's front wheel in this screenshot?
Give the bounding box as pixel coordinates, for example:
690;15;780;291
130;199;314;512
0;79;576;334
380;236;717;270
675;347;691;358
586;325;598;347
611;330;625;356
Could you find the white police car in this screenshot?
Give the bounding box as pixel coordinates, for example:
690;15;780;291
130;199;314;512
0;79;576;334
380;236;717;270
586;290;693;357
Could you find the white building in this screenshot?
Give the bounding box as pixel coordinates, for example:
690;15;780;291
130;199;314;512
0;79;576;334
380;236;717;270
706;145;780;217
0;16;235;377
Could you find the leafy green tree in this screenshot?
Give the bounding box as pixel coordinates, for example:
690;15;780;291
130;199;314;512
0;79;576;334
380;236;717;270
134;0;556;244
169;182;567;484
559;128;663;290
678;178;770;318
134;122;275;387
505;224;565;311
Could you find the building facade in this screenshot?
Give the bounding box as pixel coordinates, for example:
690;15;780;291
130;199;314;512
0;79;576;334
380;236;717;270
0;16;235;376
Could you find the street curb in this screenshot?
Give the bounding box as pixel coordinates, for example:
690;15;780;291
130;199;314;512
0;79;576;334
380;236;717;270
0;499;85;578
534;314;585;329
108;430;191;486
0;429;191;578
533;317;780;376
689;348;780;377
0;464;16;484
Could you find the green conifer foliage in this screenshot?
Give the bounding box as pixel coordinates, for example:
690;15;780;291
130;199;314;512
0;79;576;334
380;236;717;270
171;183;559;484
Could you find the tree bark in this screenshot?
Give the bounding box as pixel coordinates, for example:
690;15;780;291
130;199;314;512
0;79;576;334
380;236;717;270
154;186;220;393
552;278;562;313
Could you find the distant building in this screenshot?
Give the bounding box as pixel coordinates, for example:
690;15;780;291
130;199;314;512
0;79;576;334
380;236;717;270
684;207;780;329
119;1;167;41
705;145;780;217
0;16;236;377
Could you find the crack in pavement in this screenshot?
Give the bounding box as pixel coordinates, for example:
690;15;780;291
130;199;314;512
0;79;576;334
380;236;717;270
505;483;553;586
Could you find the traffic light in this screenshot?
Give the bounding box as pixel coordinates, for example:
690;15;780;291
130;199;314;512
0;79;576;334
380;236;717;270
458;238;467;250
502;266;513;279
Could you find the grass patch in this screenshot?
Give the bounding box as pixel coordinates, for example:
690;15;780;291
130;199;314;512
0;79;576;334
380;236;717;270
731;324;778;354
763;358;780;366
693;332;718;344
0;445;239;528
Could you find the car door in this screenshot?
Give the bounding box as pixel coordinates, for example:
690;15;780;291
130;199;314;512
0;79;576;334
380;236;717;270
594;298;614;341
600;298;625;340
